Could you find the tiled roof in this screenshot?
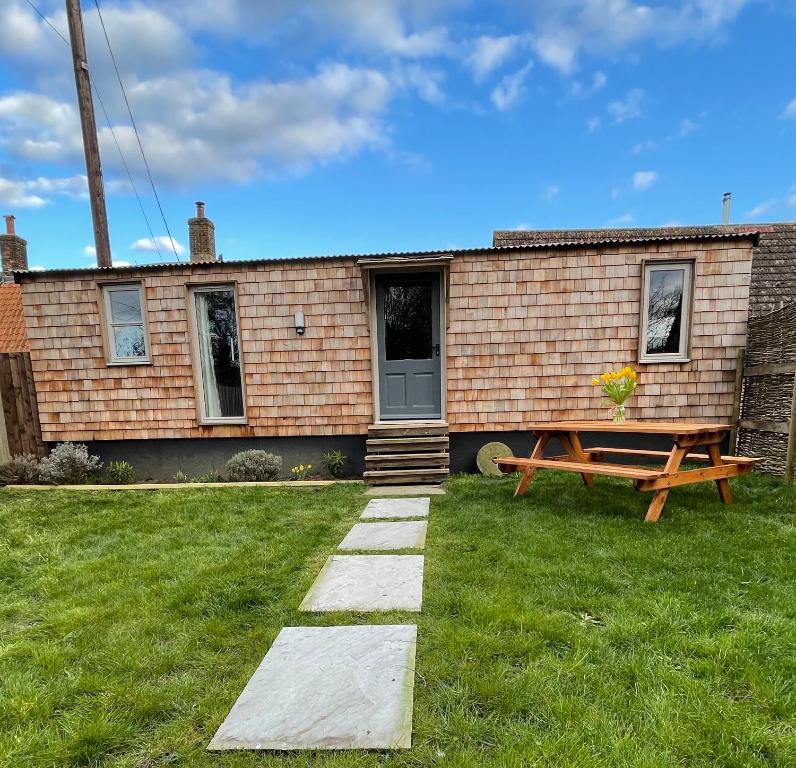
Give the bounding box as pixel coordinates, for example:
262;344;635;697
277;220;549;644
493;223;767;247
0;282;29;352
13;228;758;280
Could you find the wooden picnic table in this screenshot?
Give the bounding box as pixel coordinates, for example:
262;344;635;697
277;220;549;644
495;421;758;522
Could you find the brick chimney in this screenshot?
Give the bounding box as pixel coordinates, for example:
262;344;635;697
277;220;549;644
1;215;28;275
188;201;216;263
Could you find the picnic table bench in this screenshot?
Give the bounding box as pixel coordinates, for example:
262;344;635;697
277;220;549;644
495;421;758;522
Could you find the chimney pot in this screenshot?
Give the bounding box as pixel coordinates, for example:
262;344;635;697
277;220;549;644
1;214;28;274
188;202;216;263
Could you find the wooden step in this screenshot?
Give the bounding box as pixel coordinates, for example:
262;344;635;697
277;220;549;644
366;436;449;453
363;468;449;486
365;452;449;468
368;422;449;438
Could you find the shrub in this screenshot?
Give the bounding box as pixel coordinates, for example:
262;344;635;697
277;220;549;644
106;460;136;484
173;470;189;484
39;443;102;485
226;451;282;482
0;454;42;485
322;450;347;478
191;469;224;483
290;463;312;481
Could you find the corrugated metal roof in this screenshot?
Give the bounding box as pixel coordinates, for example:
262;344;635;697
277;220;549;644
13;229;759;280
0;283;29;352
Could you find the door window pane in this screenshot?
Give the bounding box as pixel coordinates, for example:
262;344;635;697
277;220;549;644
384;281;432;360
193;288;244;419
645;268;685;355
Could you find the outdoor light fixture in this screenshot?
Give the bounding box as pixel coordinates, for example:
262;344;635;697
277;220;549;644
294;310;306;336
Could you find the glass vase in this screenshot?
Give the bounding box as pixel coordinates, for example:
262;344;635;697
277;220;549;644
612;403;626;424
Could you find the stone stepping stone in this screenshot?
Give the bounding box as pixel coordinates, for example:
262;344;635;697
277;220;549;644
300;555;424;612
339;521;427;551
361;497;430;520
208;624;417;751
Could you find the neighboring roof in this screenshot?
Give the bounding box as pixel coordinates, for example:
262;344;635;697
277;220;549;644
493;223;768;247
0;282;29;352
13;227;759;281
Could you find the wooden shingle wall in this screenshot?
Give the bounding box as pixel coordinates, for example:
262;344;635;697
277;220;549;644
20;260;372;442
20;237;753;443
446;240;753;430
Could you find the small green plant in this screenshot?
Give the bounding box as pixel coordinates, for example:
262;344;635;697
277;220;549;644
106;460;136;484
39;443;102;485
191;469;224;483
173;470;189;483
0;454;42;485
322;450;347;478
226;450;282;481
290;463;312;480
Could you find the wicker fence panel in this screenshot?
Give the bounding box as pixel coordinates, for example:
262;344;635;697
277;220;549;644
737;302;796;481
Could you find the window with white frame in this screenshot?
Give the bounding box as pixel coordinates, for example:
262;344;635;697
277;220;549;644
190;285;245;421
102;283;150;364
639;261;693;363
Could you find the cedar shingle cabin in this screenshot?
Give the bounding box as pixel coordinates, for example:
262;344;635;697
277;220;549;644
14;205;780;483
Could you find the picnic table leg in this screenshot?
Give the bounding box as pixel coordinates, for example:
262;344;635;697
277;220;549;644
514;433;549;497
559;431;595;487
707;443;733;504
644;444;687;523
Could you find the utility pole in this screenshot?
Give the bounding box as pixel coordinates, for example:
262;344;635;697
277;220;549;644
64;0;112;268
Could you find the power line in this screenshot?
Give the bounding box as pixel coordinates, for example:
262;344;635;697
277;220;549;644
24;0;163;262
93;0;181;262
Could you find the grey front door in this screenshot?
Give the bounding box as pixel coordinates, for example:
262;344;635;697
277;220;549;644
376;272;442;420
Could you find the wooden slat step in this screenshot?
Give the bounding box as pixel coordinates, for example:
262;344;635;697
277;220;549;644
367;437;449;453
364;468;449;486
365;453;449;468
368;422;449;438
496;456;661;480
584;446;759;465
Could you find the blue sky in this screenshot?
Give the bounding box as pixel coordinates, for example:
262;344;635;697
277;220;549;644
0;0;794;270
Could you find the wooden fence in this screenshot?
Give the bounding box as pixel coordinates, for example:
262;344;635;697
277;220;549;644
0;352;44;462
734;302;796;483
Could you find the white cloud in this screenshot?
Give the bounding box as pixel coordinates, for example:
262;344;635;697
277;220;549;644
607;212;634;226
392;63;445;103
541;184;560;201
787;187;796;207
491;62;533;111
467;34;528;82
633;170;658;190
112;260;131;268
745;199;776;219
0;174;87;208
83;245;96;257
0;179;46;208
533;30;578;74
783;98;796;119
570;70;607;98
520;0;751;73
131;236;187;256
587;116;601;133
0;65;392;186
29;265;46;272
607;88;644;123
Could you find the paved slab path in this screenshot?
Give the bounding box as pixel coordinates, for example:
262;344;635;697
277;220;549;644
361;497;430;519
300;554;425;612
208;625;417;751
338;520;427;551
209;495;432;752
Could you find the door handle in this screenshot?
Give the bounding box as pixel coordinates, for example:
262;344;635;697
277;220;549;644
434;343;441;357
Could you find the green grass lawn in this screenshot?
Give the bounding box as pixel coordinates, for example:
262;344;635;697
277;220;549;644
1;473;795;767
